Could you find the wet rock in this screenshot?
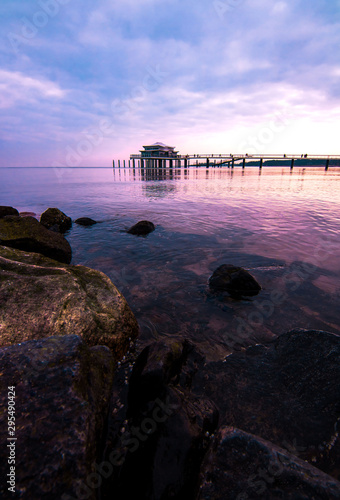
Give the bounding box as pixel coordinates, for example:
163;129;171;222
0;245;139;357
102;340;218;500
192;329;340;479
197;426;340;500
0;206;19;218
209;264;261;297
127;220;155;236
0;215;72;263
0;335;115;500
127;341;188;412
40;207;72;233
19;211;37;218
75;217;97;226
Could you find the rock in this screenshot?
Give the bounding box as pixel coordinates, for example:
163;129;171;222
0;206;19;218
40;207;72;233
127;220;155;236
102;340;218;500
127;340;189;412
19;211;37;217
209;264;261;297
192;329;340;479
0;215;72;264
197;426;340;500
0;245;139;357
0;335;115;500
75;217;97;226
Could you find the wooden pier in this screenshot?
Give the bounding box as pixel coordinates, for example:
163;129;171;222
113;154;340;171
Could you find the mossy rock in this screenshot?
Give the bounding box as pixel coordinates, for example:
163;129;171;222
0;215;72;263
0;246;139;358
0;206;19;218
40;207;72;233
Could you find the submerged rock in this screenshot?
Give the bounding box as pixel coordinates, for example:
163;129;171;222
198;426;340;500
0;215;72;263
0;335;114;500
0;245;139;356
0;206;19;218
192;329;340;480
19;211;37;218
75;217;97;226
209;264;261;297
40;207;72;233
127;220;155;236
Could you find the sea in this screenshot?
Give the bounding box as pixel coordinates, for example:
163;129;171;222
1;165;340;360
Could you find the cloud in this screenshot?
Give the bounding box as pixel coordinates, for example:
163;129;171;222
0;70;65;109
0;0;339;165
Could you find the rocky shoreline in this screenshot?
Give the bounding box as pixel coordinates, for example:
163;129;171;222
0;206;339;499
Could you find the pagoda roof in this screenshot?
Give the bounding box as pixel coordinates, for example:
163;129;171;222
142;142;175;149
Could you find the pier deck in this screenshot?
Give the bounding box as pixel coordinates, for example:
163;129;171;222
114;154;340;171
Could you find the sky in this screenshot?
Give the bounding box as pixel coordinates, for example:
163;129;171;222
0;0;339;167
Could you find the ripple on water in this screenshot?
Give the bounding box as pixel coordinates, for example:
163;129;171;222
1;166;340;360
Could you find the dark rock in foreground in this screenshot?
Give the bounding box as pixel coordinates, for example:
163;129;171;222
40;207;72;233
127;220;155;236
0;335;114;500
0;215;72;263
102;340;218;500
209;264;261;297
0;206;19;218
192;329;340;480
0;245;139;356
75;217;97;226
197;426;340;500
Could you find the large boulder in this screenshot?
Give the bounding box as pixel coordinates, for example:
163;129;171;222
127;220;155;236
0;246;139;357
0;215;72;263
209;264;261;297
102;340;218;500
0;335;114;500
40;207;72;233
192;329;340;479
197;426;340;499
0;206;19;218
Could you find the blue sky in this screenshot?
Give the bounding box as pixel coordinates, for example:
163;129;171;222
0;0;339;166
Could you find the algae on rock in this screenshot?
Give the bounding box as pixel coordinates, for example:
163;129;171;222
0;245;139;358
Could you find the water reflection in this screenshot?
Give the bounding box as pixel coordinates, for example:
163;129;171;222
2;165;339;361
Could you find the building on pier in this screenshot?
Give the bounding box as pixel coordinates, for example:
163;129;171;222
131;142;179;159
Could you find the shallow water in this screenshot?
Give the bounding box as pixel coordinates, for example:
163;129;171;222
1;165;340;359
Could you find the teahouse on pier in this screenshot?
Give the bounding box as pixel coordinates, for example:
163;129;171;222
112;143;340;171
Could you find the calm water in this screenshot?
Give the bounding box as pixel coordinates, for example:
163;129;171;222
1;166;340;359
